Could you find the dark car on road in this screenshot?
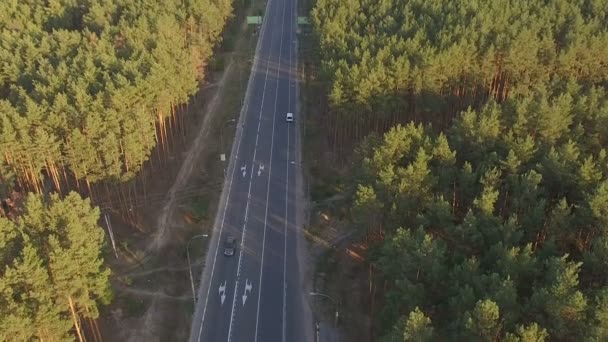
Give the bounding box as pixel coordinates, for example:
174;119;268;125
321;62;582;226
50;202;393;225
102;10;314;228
223;236;237;256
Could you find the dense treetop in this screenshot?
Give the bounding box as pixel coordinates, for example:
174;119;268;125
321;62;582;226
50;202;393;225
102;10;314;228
310;0;608;340
0;0;231;191
0;192;110;341
351;83;608;340
312;0;608;114
0;1;234;338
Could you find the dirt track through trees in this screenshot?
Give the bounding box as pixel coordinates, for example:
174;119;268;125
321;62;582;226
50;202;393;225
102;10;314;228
152;62;234;253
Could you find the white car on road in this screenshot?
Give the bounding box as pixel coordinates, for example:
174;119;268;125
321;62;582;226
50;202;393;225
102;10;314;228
286;112;294;122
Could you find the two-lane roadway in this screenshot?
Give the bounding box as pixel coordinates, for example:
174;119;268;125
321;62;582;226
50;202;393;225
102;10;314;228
190;0;308;339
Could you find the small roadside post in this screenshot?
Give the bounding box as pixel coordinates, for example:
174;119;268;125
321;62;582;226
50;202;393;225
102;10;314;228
186;234;209;302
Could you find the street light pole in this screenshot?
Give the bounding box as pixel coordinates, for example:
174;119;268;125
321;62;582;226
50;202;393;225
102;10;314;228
310;292;340;326
187;234;209;302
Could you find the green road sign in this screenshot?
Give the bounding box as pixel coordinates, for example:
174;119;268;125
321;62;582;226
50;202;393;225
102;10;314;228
247;16;262;25
297;16;310;25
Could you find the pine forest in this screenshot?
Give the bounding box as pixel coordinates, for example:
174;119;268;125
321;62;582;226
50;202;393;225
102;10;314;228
310;0;608;340
0;0;231;339
0;0;231;194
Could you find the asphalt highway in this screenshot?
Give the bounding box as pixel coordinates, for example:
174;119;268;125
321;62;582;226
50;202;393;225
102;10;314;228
189;0;308;340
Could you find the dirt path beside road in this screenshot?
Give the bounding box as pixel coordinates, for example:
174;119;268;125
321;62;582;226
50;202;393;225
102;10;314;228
152;61;234;253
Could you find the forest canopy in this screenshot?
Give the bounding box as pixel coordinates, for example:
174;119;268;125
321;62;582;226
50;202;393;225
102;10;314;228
352;85;608;340
312;0;608;118
0;1;234;339
0;0;232;193
310;0;608;340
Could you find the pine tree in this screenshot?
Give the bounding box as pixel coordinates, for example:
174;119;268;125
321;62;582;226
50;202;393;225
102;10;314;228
504;323;548;342
0;192;110;340
403;307;434;342
465;299;501;342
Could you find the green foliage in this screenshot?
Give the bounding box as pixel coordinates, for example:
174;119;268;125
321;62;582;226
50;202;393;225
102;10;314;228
465;299;501;341
380;307;434;342
190;197;209;221
0;0;232;188
504;323;549;342
0;192;110;340
313;0;608;340
402;307;434;342
588;289;608;341
311;0;608;119
352;84;608;339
